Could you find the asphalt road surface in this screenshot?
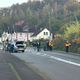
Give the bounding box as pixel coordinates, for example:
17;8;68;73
12;47;80;80
0;50;46;80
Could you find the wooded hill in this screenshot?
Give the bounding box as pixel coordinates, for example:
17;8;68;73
0;0;80;36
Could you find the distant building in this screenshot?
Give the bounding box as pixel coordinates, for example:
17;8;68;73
1;32;9;42
12;32;33;42
2;28;53;42
2;24;34;42
31;28;53;41
1;32;33;42
0;37;2;43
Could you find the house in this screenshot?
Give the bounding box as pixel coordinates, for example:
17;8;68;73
31;28;53;41
12;32;33;42
1;32;9;42
2;28;53;42
1;31;33;42
0;37;2;43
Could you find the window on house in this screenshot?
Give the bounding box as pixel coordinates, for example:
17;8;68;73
46;32;48;35
44;32;48;35
44;32;45;35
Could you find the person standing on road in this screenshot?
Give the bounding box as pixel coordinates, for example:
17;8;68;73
32;42;37;51
46;40;49;51
65;41;71;52
48;40;53;51
37;41;41;52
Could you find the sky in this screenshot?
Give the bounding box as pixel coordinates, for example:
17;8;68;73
0;0;29;8
0;0;80;8
77;0;80;2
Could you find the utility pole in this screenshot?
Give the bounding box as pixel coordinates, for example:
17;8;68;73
48;11;52;40
8;26;10;33
48;11;51;31
13;24;15;33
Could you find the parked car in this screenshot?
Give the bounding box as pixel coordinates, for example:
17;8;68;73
15;41;26;52
7;43;17;53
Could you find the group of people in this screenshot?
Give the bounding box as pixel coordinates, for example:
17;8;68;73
32;41;41;52
44;40;53;51
32;40;53;52
32;40;71;52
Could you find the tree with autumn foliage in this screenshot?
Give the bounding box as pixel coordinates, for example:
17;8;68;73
63;21;80;40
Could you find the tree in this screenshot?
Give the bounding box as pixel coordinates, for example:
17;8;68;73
63;21;80;40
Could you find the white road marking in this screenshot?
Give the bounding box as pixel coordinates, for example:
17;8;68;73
34;52;80;67
8;63;22;80
15;49;80;67
49;56;80;67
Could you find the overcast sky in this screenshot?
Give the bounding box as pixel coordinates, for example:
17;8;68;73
0;0;80;8
0;0;29;8
77;0;80;2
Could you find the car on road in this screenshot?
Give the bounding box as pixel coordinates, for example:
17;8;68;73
15;41;26;52
7;42;18;53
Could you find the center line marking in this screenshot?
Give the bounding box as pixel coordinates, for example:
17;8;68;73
8;63;22;80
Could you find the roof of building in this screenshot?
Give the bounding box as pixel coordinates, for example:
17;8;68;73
31;28;51;37
31;30;40;36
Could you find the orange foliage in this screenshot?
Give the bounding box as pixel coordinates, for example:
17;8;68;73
75;38;80;43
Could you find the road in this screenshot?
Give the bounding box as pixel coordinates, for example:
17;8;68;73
12;47;80;80
0;50;46;80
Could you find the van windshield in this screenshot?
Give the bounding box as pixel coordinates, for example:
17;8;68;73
16;41;24;44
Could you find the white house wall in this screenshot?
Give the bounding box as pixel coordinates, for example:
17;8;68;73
0;37;2;43
12;32;33;42
31;28;53;41
36;28;52;40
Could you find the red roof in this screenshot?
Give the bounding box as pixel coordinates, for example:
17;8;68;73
15;20;24;26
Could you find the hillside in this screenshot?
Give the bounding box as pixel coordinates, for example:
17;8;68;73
0;0;80;35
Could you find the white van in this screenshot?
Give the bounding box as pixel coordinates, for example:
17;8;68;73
16;41;26;52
